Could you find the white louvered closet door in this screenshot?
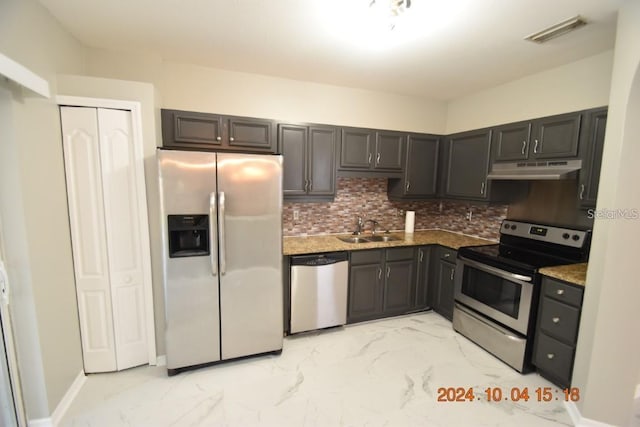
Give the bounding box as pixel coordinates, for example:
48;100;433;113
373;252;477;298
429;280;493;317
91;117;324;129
61;106;149;373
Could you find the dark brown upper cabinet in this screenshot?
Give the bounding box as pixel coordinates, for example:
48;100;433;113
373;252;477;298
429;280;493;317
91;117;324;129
577;107;608;208
493;112;582;162
375;131;405;170
444;129;492;201
338;127;404;177
227;116;275;152
492;121;532;162
339;127;373;170
279;123;337;202
388;133;439;200
161;109;276;153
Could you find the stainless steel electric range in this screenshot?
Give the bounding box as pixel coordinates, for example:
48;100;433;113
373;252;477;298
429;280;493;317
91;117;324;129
452;219;591;373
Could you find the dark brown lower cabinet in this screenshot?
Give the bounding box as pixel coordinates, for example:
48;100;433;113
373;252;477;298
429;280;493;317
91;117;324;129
349;263;385;322
383;248;415;316
348;247;417;324
533;277;584;388
429;246;457;321
413;246;432;310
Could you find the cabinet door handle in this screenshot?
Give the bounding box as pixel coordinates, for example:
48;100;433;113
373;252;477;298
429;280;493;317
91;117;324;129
304;179;308;193
521;140;527;155
368;153;372;164
533;139;539;154
376;152;381;165
450;269;455;281
480;181;485;195
579;184;585;200
547;353;555;360
308;180;312;191
386;266;391;278
419;249;424;262
406;181;411;192
556;289;565;295
552;317;560;324
378;267;382;280
216;136;222;141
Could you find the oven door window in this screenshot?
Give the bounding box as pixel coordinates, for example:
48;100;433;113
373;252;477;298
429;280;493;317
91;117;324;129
460;266;521;319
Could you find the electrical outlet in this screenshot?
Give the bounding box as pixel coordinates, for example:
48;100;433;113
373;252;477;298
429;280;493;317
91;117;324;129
466;208;473;221
398;209;404;217
293;210;300;221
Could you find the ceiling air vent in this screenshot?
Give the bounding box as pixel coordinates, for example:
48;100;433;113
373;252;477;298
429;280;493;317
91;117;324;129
525;15;587;44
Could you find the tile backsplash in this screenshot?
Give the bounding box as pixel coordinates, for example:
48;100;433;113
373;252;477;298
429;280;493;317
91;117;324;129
283;177;508;240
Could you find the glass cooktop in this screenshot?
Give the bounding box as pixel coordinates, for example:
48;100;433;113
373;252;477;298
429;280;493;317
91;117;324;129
457;243;575;275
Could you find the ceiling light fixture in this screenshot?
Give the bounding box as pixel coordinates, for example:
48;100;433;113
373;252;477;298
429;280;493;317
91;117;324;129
524;15;588;44
369;0;412;30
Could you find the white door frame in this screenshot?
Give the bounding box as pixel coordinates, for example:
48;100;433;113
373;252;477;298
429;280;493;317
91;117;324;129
56;96;157;366
0;218;27;426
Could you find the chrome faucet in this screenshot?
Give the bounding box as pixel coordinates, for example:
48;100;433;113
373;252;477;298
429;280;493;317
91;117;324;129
365;219;379;235
353;216;364;235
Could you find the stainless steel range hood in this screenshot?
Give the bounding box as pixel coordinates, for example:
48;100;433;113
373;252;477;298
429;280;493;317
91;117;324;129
487;159;582;180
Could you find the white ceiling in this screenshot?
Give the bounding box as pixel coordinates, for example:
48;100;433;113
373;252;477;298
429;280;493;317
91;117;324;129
38;0;622;100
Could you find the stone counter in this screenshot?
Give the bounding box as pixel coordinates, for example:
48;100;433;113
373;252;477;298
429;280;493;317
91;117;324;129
539;263;588;287
283;229;495;256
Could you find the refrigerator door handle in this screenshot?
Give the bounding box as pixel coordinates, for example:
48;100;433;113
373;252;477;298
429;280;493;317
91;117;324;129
218;191;227;275
209;192;218;276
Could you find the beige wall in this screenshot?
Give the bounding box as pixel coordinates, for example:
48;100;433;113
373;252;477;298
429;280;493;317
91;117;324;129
84;47;615;137
57;74;166;355
84;48;448;134
572;2;640;425
445;50;614;134
0;0;84;82
0;0;85;420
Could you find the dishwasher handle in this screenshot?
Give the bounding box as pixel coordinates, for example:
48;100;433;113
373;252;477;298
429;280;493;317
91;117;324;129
290;252;349;267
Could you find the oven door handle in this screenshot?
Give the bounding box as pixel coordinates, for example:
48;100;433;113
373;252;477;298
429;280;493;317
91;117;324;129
458;255;533;283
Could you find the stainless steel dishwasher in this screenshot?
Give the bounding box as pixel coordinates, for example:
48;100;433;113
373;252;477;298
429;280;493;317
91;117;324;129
290;252;349;334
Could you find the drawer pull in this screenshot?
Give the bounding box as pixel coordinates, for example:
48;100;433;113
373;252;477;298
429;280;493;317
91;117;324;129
552;317;560;324
547;353;555;359
444;253;450;258
556;289;565;295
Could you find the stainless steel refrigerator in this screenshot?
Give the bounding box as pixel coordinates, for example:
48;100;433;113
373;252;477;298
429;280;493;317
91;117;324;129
158;149;283;375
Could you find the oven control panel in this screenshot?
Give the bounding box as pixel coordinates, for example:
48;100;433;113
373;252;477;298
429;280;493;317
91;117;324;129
501;220;590;248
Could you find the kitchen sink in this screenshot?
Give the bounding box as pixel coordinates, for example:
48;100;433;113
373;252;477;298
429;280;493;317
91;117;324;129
364;235;399;242
337;235;400;244
337;236;370;244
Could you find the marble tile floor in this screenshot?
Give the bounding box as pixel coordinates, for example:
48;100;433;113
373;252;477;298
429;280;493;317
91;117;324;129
60;312;573;427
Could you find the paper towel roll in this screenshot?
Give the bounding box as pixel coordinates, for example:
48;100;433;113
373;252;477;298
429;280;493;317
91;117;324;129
405;211;415;234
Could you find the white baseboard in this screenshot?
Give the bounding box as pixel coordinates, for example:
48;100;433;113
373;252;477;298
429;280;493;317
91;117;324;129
564;401;616;427
156;354;167;366
28;418;52;427
50;370;86;426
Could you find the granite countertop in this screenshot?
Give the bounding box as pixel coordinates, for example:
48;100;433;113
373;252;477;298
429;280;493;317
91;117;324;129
539;263;588;287
283;229;495;256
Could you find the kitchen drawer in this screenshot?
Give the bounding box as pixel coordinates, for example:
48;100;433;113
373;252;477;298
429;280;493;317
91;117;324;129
533;332;574;387
539;297;580;344
386;247;415;261
439;247;457;262
542;277;583;307
350;249;383;265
